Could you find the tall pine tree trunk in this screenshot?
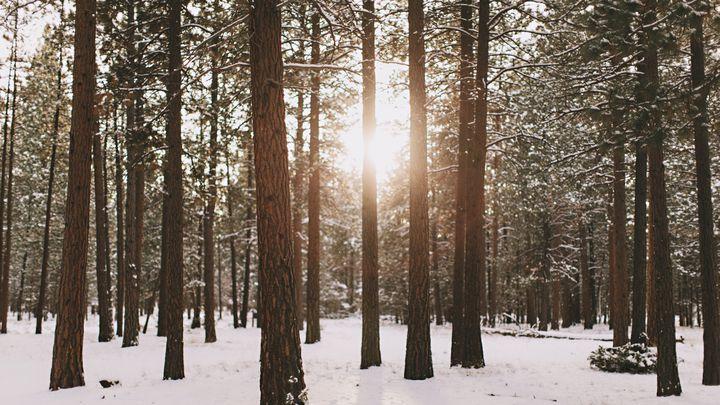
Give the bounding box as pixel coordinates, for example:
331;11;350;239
689;2;720;385
451;0;473;366
643;0;681;395
360;0;382;370
163;0;185;380
305;11;322;344
405;0;433;380
49;0;96;388
248;0;307;400
461;0;489;368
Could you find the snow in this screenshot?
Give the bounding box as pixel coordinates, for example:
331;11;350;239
0;316;717;404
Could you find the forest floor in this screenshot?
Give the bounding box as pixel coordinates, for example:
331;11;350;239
0;315;717;404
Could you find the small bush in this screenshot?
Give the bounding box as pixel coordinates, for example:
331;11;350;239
588;343;656;374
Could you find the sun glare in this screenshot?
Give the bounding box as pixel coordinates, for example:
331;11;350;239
338;63;409;186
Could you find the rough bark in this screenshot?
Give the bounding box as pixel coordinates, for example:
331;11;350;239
644;0;681;395
451;0;473;367
461;0;489;368
360;0;382;370
404;0;434;380
49;0;96;389
631;121;647;343
248;0;307;401
689;3;720;385
163;0;185;380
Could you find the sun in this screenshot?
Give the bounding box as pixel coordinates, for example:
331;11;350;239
338;63;409;185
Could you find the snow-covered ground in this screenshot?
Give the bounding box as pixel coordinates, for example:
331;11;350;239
0;315;717;404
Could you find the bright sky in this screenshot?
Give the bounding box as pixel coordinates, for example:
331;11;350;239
337;62;409;186
4;8;409;189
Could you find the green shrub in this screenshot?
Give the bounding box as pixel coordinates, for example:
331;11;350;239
588;343;656;374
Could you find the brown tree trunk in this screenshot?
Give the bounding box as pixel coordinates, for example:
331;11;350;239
122;0;145;348
49;0;96;388
644;0;681;395
240;146;254;328
460;0;488;369
292;88;305;331
451;0;473;367
248;0;307;400
114;116;125;337
580;218;594;329
305;11;322;345
162;0;184;380
452;0;475;353
611;101;629;346
689;3;720;385
360;0;382;370
93;125;113;341
431;220;443;326
0;16;17;334
0;22;13;321
192;216;202;329
226;150;240;328
202;32;220;343
157;157;168;336
404;0;433;380
489;154;500;327
630;56;648;343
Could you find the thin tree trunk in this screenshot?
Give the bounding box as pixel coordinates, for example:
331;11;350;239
93;125;113;341
431;220;443;325
489;153;500;327
15;252;26;321
202;30;220;343
36;9;63;335
157;157;168;336
226;151;240;328
248;0;307;400
580;218;594;329
49;0;96;388
0;16;18;334
292;88;305;330
292;6;307;333
305;11;322;345
114;115;125;337
163;0;184;380
240;146;254;328
630;108;648;343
